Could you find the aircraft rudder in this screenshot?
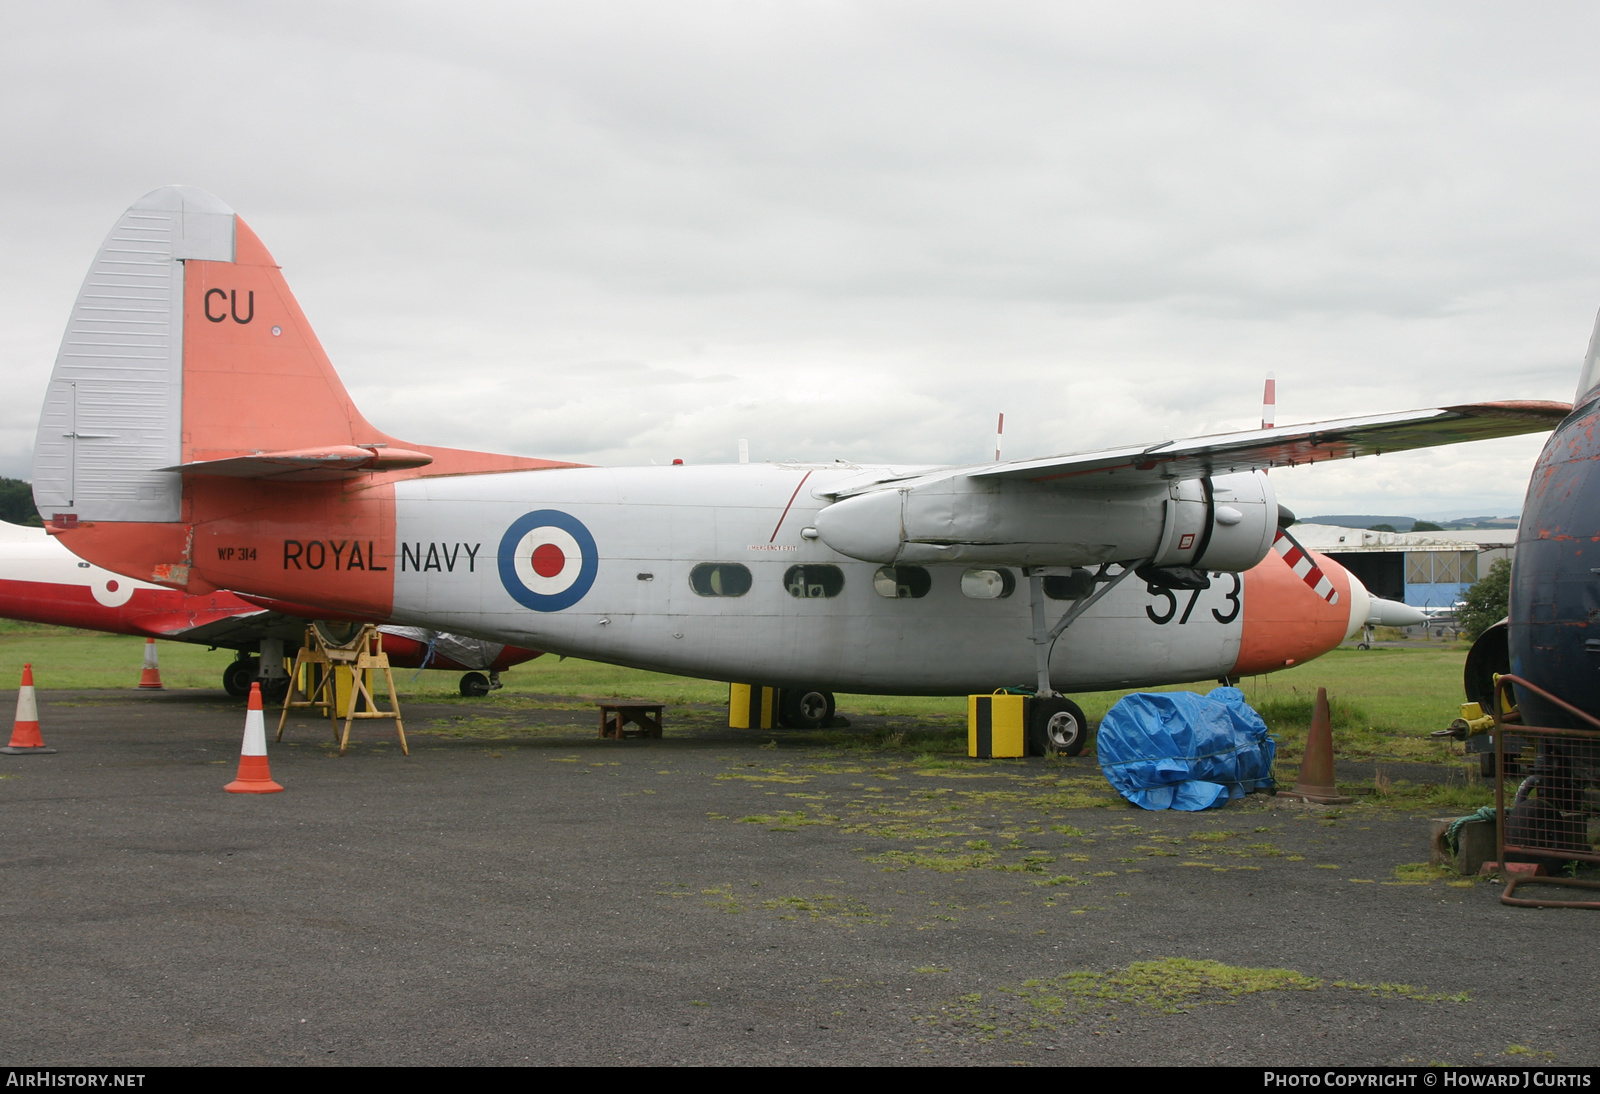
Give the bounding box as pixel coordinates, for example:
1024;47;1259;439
32;186;234;525
32;187;392;527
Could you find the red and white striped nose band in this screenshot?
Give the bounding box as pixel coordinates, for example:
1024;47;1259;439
1272;528;1339;604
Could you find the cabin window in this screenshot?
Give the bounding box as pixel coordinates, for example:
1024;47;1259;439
960;568;1015;599
1043;571;1095;601
784;564;845;599
689;563;752;597
872;565;931;599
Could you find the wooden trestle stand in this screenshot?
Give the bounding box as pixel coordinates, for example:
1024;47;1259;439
276;623;408;756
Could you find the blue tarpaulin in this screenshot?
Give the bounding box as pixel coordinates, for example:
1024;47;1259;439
1096;687;1276;811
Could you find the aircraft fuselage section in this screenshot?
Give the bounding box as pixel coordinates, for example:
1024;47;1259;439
52;462;1356;696
386;463;1253;695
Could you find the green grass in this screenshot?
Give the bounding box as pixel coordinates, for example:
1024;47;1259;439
1072;645;1471;763
0;623;1472;764
0;620;251;690
1071;644;1467;724
924;956;1467;1044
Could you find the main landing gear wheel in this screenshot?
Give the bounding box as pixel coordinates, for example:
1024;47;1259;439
1030;695;1088;757
778;688;835;730
459;672;492;697
223;658;259;698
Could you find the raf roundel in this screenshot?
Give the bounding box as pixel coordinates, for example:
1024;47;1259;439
498;510;599;612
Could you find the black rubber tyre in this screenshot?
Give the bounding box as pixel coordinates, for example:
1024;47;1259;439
260;676;291;703
459;671;492;698
222;658;259;698
778;688;835;730
1463;620;1510;712
1029;695;1088;757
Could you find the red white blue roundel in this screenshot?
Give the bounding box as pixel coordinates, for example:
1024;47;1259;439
497;510;598;612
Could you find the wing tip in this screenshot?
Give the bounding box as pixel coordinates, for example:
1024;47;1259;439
1442;400;1573;421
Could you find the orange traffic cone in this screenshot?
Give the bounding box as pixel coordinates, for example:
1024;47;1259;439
1279;686;1351;804
2;663;57;755
138;638;163;689
225;683;283;794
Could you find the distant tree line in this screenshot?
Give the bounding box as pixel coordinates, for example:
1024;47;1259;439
1367;521;1444;533
0;478;42;527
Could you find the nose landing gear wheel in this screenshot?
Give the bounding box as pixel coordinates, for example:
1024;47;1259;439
777;688;835;729
1030;695;1088;757
459;671;492;697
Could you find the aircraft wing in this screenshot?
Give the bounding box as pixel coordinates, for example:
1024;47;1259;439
961;401;1570;488
813;399;1568;569
128;608;308;646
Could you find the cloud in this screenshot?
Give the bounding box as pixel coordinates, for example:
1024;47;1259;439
1;1;1595;520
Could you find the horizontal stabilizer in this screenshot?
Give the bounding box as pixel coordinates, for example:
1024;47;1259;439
966;401;1571;487
127;608;275;640
160;445;434;481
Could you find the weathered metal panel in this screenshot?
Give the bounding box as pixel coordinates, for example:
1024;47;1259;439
1510;398;1600;727
32;186;234;522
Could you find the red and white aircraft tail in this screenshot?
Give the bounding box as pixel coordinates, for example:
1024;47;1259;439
32;186;578;615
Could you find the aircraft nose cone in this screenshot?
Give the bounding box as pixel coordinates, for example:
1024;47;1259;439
1367;597;1425;628
1343;569;1371;640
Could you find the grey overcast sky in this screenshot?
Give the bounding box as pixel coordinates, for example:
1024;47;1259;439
2;1;1596;518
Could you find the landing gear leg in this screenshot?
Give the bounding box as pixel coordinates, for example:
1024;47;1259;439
488;671;503;692
258;637;289;701
1021;561;1145;757
1027;570;1054;699
1024;559;1147;699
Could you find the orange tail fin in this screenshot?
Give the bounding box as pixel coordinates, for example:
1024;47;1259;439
31;187;576;601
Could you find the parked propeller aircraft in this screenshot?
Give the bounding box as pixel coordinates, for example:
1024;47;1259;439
27;187;1569;751
0;519;540;696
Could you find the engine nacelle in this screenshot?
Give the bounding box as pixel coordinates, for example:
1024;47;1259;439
1191;471;1279;572
814;469;1277;572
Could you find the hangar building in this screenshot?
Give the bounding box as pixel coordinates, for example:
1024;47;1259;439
1291;524;1515;609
